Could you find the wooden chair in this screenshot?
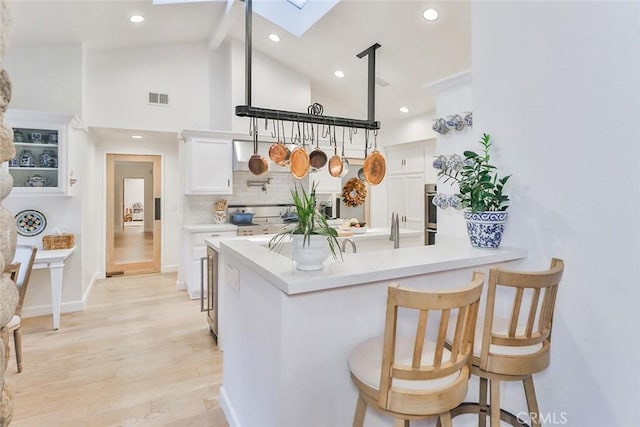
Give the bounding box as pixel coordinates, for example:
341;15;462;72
6;245;38;373
348;272;485;427
450;258;565;427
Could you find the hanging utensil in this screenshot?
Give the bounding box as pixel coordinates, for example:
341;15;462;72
268;115;290;167
248;117;268;175
308;104;328;169
339;126;350;178
363;129;386;185
328;123;343;177
289;116;310;179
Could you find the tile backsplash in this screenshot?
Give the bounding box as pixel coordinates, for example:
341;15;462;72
183;171;307;224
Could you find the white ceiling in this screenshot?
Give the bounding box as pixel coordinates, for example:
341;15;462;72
6;0;470;123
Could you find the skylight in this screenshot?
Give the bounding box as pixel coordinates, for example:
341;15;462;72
253;0;340;37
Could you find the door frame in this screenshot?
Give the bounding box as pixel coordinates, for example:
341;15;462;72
106;154;162;275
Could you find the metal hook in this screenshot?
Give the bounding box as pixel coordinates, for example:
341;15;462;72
280;117;286;144
271;116;277;139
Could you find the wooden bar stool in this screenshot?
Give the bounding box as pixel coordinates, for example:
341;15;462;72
348;272;484;427
450;258;565;427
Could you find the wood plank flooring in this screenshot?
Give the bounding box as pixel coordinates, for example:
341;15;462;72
5;273;229;427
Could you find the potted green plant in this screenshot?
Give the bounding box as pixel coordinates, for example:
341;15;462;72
435;133;511;248
269;182;341;270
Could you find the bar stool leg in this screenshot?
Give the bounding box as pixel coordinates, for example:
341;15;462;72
353;394;367;427
479;377;488;427
439;412;453;427
490;379;501;427
523;376;541;427
14;327;23;373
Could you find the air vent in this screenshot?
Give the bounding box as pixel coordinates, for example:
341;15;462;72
148;92;169;106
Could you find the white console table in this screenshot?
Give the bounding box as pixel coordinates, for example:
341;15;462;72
32;247;76;330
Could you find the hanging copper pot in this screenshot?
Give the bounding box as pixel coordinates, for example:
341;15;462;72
268;118;290;166
328;126;343;177
362;130;386;185
248;118;268;176
308;122;327;169
289;146;310;179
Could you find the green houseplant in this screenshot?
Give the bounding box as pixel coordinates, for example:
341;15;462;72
435;133;512;248
269;182;341;270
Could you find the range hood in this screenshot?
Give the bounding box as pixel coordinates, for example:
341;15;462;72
233;139;290;173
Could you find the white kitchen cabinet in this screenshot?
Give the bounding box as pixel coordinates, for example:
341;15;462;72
387;173;424;232
183;225;237;299
5;110;81;196
386;143;425;175
182;131;233;195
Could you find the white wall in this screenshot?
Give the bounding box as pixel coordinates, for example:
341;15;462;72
379;112;437;147
230;40;311;132
3;44;83;115
210;41;233;131
85;42;211;132
432;74;473;239
93;131;180;274
472;1;639;425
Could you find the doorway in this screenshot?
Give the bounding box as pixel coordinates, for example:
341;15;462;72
106;154;161;276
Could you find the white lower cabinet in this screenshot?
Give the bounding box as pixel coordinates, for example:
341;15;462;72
387;173;424;231
184;227;236;299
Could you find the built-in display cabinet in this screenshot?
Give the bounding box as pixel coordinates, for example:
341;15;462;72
5;110;80;196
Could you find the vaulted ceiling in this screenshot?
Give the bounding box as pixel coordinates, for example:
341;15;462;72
6;0;470;123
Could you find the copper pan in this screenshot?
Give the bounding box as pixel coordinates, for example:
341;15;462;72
362;130;386;185
248;118;268;176
268;119;290;166
289;146;310;179
328;126;343;177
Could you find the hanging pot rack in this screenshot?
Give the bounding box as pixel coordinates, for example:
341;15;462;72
235;0;381;131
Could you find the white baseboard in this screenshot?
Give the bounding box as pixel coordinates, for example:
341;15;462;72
186;286;201;300
219;386;239;427
162;264;178;273
22;300;84;319
176;280;187;290
81;272;101;306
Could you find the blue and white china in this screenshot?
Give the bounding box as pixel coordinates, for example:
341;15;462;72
446;114;465;131
15;209;47;236
447;154;463;171
14;132;26;143
464;112;473;127
25;174;47;187
432;155;447;170
19;150;35;167
464;211;508;248
39;150;58;168
47;133;58;144
8;156;18;167
448;195;464;210
432;193;449;209
30;132;43;143
432;118;449;135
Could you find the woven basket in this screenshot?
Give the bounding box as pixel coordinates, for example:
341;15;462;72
43;234;74;250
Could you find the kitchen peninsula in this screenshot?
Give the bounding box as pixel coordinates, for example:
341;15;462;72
214;236;526;427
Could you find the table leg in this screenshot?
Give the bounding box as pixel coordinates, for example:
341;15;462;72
49;261;64;330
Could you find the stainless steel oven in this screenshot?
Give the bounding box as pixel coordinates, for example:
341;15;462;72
425;184;437;245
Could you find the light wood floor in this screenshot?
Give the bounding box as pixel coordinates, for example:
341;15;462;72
113;223;154;265
5;273;229;427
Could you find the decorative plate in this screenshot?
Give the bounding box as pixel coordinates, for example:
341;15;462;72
15;209;47;237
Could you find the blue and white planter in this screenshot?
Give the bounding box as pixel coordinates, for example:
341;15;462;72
464;211;508;248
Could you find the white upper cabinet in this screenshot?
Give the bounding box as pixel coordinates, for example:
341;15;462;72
5;110;81;196
385;143;425;175
182;131;233;195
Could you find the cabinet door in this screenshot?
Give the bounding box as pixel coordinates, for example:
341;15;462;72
385;148;406;175
402;145;425;174
185;137;232;194
404;174;425;231
386;175;405;222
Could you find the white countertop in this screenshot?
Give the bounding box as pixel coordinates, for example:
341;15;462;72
184;223;238;233
217;235;527;295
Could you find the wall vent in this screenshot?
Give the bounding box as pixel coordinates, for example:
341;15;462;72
148;92;169;106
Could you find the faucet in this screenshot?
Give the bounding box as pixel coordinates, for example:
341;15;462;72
389;212;400;249
341;238;357;253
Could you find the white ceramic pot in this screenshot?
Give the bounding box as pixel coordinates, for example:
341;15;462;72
291;234;330;271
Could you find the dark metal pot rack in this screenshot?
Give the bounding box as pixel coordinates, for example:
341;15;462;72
236;0;381;131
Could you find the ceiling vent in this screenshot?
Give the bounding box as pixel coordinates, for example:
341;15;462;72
148;92;169;106
375;77;390;87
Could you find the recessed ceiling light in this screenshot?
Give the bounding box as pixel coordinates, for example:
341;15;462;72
334;70;345;78
132;135;144;140
422;8;439;21
400;107;409;113
268;33;280;42
129;15;145;24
